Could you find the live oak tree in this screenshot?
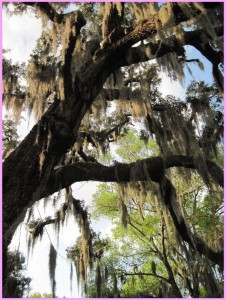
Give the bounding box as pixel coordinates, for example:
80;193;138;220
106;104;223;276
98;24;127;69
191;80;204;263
2;2;223;297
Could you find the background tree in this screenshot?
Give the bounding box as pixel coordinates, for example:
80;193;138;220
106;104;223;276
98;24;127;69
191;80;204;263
3;116;20;159
2;2;223;297
5;251;31;298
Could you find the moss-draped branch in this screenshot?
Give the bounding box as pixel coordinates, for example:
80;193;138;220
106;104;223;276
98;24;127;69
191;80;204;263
34;155;223;201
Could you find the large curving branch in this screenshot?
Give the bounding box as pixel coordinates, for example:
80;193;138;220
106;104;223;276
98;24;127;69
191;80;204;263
94;2;219;59
37;155;222;266
119;26;223;92
33;155;223;202
76;3;221;109
122;26;223;65
81;3;198;89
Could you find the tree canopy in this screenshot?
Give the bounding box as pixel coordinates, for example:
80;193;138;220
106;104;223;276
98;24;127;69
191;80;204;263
2;2;223;298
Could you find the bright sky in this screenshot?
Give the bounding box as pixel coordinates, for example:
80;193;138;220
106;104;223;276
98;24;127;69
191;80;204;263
2;4;214;298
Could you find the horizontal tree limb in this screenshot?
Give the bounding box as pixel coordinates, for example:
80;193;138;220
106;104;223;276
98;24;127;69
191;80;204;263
120;26;223;86
33;155;223;202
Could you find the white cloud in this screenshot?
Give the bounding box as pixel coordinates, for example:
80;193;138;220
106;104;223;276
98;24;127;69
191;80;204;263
72;181;98;205
104;222;116;237
159;72;186;99
2;10;42;63
16;110;36;140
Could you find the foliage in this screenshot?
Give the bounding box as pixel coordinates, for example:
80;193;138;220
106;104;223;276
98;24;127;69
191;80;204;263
2;116;20;159
30;292;58;298
116;129;159;163
5;251;31;298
